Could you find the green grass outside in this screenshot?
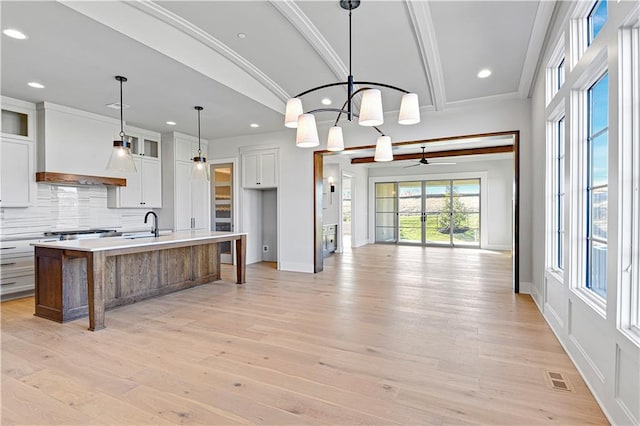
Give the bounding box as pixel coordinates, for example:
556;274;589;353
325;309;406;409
398;215;479;243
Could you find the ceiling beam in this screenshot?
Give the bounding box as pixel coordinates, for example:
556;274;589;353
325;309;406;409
405;0;446;110
350;145;514;164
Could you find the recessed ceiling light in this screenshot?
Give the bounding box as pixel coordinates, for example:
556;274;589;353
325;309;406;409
250;123;260;128
105;102;129;109
3;29;27;40
321;98;332;105
237;33;247;39
477;69;492;79
166;121;176;126
27;82;44;89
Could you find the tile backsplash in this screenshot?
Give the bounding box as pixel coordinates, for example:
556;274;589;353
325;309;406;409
0;184;155;239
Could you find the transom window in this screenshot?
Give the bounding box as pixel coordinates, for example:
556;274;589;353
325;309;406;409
557;58;565;90
587;0;607;45
586;72;608;298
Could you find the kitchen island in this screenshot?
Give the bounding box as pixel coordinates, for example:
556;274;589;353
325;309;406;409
32;230;247;331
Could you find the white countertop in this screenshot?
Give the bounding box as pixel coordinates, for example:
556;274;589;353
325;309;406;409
31;230;246;252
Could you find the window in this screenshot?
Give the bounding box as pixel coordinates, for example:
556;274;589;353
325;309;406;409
557;117;566;270
585;72;608;298
587;0;607;45
546;35;565;104
619;26;640;338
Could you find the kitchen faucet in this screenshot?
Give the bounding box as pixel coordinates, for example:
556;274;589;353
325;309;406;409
144;211;159;237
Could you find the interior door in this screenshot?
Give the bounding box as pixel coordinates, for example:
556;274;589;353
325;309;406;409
211;163;234;263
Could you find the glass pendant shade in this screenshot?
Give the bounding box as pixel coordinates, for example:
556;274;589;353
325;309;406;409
398;93;420;125
326;126;344;151
192;156;210;180
359;89;384;126
374;135;393;162
285;98;303;128
296;113;319;147
106;137;137;173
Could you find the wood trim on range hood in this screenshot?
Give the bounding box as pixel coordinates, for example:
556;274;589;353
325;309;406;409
35;172;126;187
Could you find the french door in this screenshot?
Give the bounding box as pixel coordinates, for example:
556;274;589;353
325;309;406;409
375;179;481;247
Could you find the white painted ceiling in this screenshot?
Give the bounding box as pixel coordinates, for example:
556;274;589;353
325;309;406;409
1;0;552;142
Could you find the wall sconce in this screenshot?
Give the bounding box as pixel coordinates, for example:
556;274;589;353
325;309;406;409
328;176;335;204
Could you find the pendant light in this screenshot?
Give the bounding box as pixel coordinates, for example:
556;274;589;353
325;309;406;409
106;76;137;173
192;106;209;181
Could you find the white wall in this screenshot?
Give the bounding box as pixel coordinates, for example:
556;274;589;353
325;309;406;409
529;1;639;425
322;163;340;226
209;98;532;279
367;156;513;250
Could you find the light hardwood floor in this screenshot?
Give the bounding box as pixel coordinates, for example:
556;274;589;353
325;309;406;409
1;244;607;425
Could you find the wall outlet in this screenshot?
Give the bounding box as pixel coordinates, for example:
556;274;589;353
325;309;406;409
263;245;269;252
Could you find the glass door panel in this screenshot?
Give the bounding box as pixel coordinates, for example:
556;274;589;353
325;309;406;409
211;163;233;263
375;183;397;243
425;180;451;245
398;182;423;243
451;179;480;247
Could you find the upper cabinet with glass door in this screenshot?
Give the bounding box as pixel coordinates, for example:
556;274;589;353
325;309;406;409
126;125;161;159
1;97;35;142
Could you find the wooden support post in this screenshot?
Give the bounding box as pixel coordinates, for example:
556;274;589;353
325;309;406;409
87;252;106;331
236;235;246;284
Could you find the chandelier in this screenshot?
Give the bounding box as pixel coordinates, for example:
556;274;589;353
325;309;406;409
283;0;420;161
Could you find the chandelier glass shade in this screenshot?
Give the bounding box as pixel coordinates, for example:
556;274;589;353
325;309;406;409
192;106;209;181
106;75;137;173
283;0;420;161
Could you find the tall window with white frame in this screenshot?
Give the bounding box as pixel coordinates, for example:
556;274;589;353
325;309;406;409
586;72;608;298
587;0;607;45
556;117;566;270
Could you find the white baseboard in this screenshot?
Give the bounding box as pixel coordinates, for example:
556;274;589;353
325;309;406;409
519;281;532;294
353;239;369;248
484;244;512;251
278;262;314;273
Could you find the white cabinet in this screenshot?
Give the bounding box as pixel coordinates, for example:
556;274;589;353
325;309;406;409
1;97;35;208
0;237;57;300
242;148;278;188
107;157;161;208
107;126;162;209
159;132;210;232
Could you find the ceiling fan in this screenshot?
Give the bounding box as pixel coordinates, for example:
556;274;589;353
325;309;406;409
404;147;457;168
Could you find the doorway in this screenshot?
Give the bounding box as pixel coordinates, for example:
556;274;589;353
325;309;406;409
313;131;520;292
210;162;234;264
341;173;353;251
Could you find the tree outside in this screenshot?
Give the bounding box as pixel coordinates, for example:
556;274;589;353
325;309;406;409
437;190;469;234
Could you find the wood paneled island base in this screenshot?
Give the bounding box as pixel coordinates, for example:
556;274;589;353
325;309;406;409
33;231;247;331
